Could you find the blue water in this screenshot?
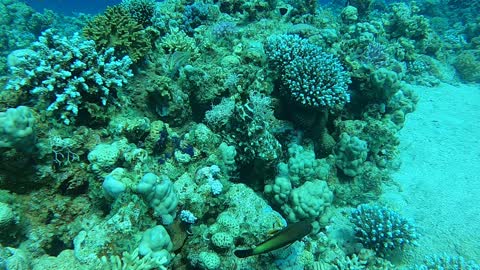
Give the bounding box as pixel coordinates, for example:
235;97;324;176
24;0;122;14
23;0;401;15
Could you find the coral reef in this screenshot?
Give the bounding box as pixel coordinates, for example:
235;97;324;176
350;204;418;256
0;106;36;152
6;29;133;125
0;0;476;269
453;50;480;83
414;254;480;270
83;6;154;63
265;34;350;111
136;173;178;225
333;132;368;177
120;0;157;27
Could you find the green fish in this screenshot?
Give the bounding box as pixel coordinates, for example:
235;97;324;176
234;220;313;258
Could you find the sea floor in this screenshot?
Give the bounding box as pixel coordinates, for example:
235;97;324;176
382;82;480;264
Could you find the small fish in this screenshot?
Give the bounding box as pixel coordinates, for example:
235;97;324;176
234;220;313;258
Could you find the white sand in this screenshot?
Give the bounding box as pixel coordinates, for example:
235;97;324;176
382;83;480;264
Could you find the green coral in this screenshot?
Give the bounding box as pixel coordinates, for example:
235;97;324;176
336;118;399;168
334;132;368;177
83;6;153;63
332;162;389;206
348;0;375;18
284;180;333;222
205;92;281;168
281;143;331;187
120;0;157;27
265;143;334;224
368;67;401;102
386;3;431;41
159;30;199;56
216;0;277;21
453;50;480;83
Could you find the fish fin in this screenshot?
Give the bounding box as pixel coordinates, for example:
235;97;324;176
234;249;254;258
267;228;282;236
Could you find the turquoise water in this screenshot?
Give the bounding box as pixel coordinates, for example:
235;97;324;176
0;0;479;269
24;0;122;14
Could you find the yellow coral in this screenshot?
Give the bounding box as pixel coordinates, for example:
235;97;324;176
83;6;154;63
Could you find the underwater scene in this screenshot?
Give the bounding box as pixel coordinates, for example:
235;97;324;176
0;0;479;269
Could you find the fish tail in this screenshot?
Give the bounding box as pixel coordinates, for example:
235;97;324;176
234;248;254;258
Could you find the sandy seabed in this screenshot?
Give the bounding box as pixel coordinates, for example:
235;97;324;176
381;83;480;264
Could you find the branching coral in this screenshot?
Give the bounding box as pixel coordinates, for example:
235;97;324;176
83;6;153;63
121;0;157;27
6;29;133;125
414;253;480;270
350;204;418;256
265;34;350;111
100;248;168;270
